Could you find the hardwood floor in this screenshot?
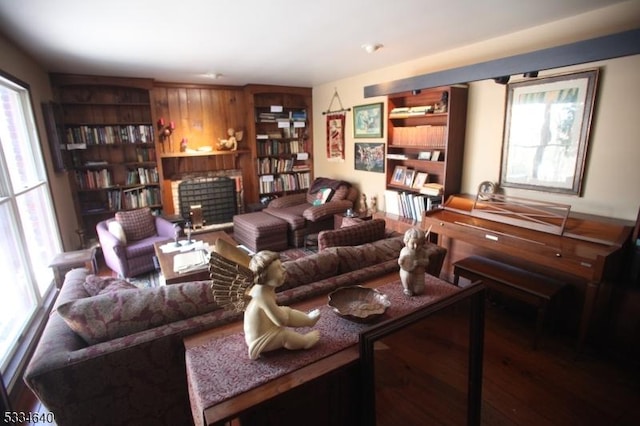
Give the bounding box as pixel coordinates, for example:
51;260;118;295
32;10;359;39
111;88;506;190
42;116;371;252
13;270;640;425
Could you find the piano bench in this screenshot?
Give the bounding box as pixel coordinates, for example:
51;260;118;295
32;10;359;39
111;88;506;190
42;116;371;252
453;255;567;350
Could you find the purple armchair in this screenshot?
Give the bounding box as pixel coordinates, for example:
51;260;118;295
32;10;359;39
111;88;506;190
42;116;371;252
96;208;175;277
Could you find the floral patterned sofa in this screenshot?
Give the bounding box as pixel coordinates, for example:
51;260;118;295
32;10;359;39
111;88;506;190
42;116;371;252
24;234;446;426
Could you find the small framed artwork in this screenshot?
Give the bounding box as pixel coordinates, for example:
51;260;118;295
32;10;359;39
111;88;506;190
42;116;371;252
353;102;384;138
431;150;441;161
354;142;385;173
412;172;429;189
391;165;407;185
404;169;416;187
417;151;432;160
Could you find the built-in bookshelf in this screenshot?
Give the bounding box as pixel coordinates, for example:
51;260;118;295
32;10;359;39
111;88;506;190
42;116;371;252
50;74;161;240
245;86;313;202
383;85;468;223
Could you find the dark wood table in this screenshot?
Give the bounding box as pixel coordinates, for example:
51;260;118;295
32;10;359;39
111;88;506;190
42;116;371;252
184;272;485;426
153;231;237;284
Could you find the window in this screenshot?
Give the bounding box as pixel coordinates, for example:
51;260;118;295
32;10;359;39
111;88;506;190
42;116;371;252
0;73;62;374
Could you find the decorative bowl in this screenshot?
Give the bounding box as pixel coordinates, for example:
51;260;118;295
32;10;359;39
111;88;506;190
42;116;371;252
327;286;390;323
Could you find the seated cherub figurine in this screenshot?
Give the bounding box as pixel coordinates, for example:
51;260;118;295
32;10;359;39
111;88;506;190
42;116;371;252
217;127;240;151
398;228;431;296
243;251;321;359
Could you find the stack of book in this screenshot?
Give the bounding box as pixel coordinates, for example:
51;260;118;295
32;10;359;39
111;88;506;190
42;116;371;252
420;183;444;196
384;189;442;222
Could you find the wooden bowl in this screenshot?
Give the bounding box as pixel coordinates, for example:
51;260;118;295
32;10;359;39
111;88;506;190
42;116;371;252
327;286;390;323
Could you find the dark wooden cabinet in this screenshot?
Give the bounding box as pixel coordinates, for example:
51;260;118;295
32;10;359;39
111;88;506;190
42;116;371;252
50;74;160;241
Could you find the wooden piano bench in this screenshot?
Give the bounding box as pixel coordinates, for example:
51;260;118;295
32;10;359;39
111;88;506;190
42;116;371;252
453;255;567;350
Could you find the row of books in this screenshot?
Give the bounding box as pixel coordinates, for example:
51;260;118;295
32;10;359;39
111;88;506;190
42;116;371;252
384;189;442;222
107;186;161;210
256;126;306;140
256;157;309;175
257;110;307;123
256;139;307;156
126;167;159;185
66;125;155;147
389;105;434;118
75;168;113;189
135;147;156;162
391;125;446;147
258;171;311;195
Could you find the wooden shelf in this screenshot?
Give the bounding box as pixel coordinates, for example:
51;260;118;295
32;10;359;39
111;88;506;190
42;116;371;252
159;149;250;159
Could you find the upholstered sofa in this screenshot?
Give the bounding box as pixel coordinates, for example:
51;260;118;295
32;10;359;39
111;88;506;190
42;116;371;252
25;235;446;426
263;177;359;247
96;207;176;277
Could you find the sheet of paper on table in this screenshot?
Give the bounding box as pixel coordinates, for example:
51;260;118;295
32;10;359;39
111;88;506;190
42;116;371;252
173;249;209;273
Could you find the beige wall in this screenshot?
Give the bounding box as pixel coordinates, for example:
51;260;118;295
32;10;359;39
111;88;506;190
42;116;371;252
312;1;640;221
0;33;78;249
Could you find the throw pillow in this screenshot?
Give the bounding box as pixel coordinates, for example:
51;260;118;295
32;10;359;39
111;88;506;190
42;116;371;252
83;275;137;296
115;207;156;241
107;220;127;244
312;188;333;206
57;280;220;345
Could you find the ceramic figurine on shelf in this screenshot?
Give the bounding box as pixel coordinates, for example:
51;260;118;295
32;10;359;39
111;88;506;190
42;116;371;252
358;193;368;215
209;240;321;360
369;195;378;215
398;227;431;296
217;127;243;151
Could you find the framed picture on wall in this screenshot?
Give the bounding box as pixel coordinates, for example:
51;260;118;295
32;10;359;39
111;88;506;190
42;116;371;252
354;142;385;173
353;102;384;138
500;69;599;195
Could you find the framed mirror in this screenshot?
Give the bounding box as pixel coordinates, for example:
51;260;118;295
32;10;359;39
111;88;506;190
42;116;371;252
500;69;599;195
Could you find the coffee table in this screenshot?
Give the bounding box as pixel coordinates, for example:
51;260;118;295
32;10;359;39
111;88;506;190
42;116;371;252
153;231;237;285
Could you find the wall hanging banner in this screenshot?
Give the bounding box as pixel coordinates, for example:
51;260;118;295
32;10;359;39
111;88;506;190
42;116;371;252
326;112;346;161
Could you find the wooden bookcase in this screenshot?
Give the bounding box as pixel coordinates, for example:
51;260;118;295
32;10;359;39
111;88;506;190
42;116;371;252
244;85;313;204
383;85;468;223
50;74;160;240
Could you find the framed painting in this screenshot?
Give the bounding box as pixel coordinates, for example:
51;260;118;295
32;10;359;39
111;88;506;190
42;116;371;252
500;69;599;195
355;142;385;173
390;165;406;185
353;102;384;138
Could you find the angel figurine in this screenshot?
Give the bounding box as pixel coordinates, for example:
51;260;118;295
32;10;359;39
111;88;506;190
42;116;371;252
398;227;433;296
217;127;243;151
210;240;321;360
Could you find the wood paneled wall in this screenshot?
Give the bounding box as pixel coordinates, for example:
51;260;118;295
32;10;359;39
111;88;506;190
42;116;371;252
151;84;246;151
151;83;255;212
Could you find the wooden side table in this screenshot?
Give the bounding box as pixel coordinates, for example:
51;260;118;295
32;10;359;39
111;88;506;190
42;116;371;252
333;213;372;229
49;247;98;288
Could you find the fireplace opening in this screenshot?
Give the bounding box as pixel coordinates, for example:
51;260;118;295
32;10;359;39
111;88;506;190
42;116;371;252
178;177;237;228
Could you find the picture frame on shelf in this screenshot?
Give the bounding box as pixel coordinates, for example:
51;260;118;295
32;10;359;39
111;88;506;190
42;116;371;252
390;165;407;185
500;69;599;195
354;142;385;173
431;150;441;161
404;169;416;187
412;172;429;189
417;151;432;160
353;102;384;138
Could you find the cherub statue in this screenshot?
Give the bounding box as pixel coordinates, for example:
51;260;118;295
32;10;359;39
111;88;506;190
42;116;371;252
217;127;243;151
357;193;368;215
369;195;378;214
398;227;432;296
210;239;321;360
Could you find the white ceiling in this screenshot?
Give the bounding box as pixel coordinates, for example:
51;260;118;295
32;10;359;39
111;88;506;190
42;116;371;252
0;0;628;87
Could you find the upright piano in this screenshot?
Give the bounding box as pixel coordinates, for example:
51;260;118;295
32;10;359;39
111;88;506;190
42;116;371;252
422;194;635;351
